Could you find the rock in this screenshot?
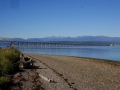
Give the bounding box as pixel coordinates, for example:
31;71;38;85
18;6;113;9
14;73;22;78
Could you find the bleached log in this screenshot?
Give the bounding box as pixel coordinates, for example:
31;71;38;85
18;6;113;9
39;74;51;82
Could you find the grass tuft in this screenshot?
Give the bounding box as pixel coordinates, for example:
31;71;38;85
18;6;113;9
0;47;21;87
0;76;9;86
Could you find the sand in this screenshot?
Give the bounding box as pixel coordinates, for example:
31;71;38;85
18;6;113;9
24;53;120;90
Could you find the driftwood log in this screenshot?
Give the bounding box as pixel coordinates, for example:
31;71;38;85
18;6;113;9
13;54;33;69
39;74;51;82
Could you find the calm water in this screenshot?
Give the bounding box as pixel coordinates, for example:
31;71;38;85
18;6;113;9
0;42;120;61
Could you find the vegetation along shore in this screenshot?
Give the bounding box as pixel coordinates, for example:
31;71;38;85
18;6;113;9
0;47;44;90
0;47;120;90
0;47;21;89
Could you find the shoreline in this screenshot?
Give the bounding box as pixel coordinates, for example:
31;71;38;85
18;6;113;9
24;53;120;90
24;53;120;65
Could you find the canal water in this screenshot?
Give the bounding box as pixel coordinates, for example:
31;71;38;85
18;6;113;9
0;42;120;61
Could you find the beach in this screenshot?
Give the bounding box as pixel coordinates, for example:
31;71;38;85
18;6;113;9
24;53;120;90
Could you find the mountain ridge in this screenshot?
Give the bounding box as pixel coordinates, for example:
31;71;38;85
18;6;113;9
12;36;120;42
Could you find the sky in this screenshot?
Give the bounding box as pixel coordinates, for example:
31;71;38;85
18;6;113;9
0;0;120;39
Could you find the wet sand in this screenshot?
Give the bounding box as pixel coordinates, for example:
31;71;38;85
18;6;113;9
25;53;120;90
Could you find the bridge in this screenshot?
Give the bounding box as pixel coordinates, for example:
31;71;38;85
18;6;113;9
0;37;120;47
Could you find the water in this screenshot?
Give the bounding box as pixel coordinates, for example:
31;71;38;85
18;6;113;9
0;42;120;61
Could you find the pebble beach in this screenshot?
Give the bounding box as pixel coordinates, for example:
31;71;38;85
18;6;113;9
24;53;120;90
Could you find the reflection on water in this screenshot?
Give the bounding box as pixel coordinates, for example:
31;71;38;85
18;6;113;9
19;46;120;61
0;42;120;61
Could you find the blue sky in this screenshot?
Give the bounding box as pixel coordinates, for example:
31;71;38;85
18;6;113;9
0;0;120;39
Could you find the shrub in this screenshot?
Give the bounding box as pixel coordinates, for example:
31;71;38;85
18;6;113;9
0;58;13;75
0;47;21;75
0;76;9;86
0;47;21;88
4;47;21;63
0;50;13;76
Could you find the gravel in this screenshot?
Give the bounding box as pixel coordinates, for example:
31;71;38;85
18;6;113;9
25;53;120;90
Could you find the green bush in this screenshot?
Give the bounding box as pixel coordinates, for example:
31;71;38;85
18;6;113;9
0;47;21;76
0;58;13;75
3;47;21;63
0;76;9;86
0;47;21;87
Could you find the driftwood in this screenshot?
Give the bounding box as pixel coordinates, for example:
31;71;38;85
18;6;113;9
39;74;51;82
13;54;33;69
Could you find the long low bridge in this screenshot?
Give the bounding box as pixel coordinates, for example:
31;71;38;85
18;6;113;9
0;37;120;47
